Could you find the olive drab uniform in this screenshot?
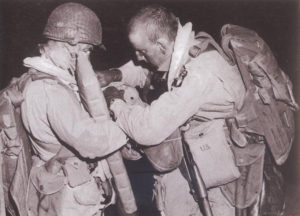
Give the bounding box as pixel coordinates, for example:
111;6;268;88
24;56;128;216
112;22;244;216
0;67;120;216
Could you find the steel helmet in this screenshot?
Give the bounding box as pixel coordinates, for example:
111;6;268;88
43;3;102;46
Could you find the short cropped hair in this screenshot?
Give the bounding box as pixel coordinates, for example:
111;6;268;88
128;5;178;43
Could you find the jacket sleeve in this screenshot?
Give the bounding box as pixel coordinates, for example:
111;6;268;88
45;83;127;159
111;59;237;146
118;60;149;88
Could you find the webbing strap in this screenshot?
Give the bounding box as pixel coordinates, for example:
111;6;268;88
4;69;64;108
191;31;234;65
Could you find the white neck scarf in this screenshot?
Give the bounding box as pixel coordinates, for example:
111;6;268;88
167;22;195;89
23;56;77;86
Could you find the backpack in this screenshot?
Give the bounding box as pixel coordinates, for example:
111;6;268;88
189;24;298;165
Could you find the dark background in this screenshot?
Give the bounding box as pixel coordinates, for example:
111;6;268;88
0;0;299;213
1;0;299;88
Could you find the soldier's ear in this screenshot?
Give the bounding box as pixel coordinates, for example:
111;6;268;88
156;37;169;55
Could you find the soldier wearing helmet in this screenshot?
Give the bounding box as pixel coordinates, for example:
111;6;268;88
20;3;128;216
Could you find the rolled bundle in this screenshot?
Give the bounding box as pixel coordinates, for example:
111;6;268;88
76;52;138;214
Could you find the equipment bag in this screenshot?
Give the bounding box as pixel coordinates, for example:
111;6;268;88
181;118;240;188
190;24;298;166
221;24;298;165
143;128;183;173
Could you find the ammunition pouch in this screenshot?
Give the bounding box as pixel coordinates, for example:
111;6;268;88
29;157;107;216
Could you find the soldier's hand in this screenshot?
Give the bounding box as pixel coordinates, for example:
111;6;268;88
96;69;122;87
103;86;124;107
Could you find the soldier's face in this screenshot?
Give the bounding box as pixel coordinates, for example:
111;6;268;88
44;41;93;75
63;43;93;74
45;41;75;73
129;28;172;72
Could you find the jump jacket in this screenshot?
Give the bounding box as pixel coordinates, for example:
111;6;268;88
112;22;245;146
21;56;127;161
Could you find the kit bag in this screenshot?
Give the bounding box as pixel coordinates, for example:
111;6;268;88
220;24;298;165
190;24;298;166
181;118;240;188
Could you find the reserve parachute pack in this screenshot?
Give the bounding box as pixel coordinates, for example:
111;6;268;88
189;24;298;165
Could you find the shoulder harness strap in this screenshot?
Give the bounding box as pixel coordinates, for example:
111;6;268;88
189;31;234;65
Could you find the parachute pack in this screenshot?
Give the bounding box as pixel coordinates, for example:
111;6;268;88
189;24;298;165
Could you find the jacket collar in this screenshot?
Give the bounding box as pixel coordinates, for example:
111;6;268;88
167;21;195;89
23;56;77;86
